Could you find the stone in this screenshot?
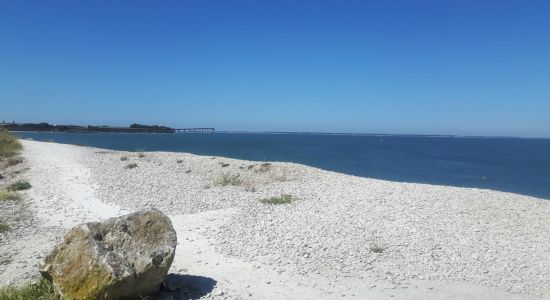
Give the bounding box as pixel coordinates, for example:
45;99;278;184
40;209;177;299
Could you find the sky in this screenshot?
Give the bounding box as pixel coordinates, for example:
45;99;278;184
0;1;549;137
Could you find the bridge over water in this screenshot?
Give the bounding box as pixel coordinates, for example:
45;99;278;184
174;128;215;133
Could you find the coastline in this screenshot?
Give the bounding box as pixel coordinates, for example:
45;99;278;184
1;140;549;299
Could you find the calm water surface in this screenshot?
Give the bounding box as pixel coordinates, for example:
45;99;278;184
16;132;550;200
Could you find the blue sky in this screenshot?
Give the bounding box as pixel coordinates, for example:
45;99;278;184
1;1;549;137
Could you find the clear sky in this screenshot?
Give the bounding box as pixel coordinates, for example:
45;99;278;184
1;1;549;137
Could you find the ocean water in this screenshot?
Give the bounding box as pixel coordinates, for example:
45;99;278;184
15;132;550;200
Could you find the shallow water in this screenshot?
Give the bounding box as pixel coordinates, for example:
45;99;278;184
16;132;550;200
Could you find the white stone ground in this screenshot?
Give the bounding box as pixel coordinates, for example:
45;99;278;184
1;139;549;299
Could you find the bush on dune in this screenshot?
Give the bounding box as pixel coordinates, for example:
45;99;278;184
0;130;22;158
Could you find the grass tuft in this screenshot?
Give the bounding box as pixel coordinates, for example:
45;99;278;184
125;163;138;169
213;173;242;187
0;278;58;300
0;190;20;201
0;130;22;158
120;156;128;161
260;194;293;205
7;181;31;191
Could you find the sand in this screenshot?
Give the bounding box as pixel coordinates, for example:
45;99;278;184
1;139;549;299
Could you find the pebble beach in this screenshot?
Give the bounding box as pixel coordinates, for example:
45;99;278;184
1;139;549;299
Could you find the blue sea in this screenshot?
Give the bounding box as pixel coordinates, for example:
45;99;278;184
15;132;550;200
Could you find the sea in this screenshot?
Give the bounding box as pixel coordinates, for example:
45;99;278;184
15;132;550;200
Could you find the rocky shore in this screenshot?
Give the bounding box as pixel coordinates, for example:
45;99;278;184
1;140;549;299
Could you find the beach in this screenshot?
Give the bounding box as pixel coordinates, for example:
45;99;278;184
1;139;549;299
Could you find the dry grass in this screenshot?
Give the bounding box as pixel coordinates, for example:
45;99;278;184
6;157;22;167
213;173;242;187
0;190;20;201
256;162;272;173
244;184;257;192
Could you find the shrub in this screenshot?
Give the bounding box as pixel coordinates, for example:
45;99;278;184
0;278;57;299
120;156;128;161
7;181;31;191
213;173;242;187
221;163;230;168
176;159;183;163
137;152;145;158
0;221;9;233
260;194;293;205
0;190;20;201
125;163;138;169
0;130;22;158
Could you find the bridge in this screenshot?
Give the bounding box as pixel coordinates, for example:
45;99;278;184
174;128;215;133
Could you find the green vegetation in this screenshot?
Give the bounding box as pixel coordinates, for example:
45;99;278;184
120;156;128;161
0;130;22;158
213;173;242;187
125;163;138;169
0;221;9;233
0;278;58;300
370;244;385;253
0;190;20;201
7;181;31;191
260;194;293;205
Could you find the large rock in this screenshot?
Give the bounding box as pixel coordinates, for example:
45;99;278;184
40;209;177;300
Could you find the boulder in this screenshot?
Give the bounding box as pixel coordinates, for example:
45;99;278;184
40;209;177;300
